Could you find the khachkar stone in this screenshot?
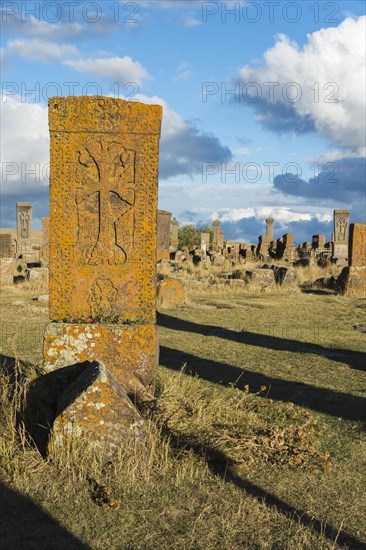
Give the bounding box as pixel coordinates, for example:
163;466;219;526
170;218;179;248
157;210;172;261
43;96;163;395
16;202;32;240
332;209;350;264
265;217;274;241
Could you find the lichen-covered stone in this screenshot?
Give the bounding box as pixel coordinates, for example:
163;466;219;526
49;361;143;454
43;323;158;395
336;266;366;295
349;223;366;267
246;268;275;289
48;96;162;324
157;278;185;308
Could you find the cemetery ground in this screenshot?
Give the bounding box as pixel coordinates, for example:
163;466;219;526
0;266;365;550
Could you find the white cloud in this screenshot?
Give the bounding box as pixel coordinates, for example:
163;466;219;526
237;16;366;153
173;61;194;81
64;56;151;86
181;15;201;27
0;95;49;196
8;39;78;63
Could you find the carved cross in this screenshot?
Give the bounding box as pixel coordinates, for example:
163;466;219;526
75;140;136;265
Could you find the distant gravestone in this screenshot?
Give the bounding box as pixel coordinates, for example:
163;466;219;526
16;202;32;241
157;278;185;308
157;210;172;261
332;209;350;264
0;234;13;258
200;232;210;254
43;96;163;397
265;217;274;241
170;218;179;249
336;223;366;294
212;220;220;248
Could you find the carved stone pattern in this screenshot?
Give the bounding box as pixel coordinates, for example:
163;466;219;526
75;139;136;266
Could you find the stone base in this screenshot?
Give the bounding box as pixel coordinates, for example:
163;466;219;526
332;242;348;262
43;323;158;395
336;266;366;295
49;360;144;456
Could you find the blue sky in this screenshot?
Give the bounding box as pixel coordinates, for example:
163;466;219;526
1;0;365;244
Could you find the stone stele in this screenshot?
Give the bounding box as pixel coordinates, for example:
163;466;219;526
48;96;162;324
44;96;162;394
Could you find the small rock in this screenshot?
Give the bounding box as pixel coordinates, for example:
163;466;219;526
35;294;49;303
157;278;185;308
11;300;27;307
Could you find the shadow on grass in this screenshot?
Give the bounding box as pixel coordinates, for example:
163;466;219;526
158;313;366;373
160;346;366;423
0;354;89;456
0;482;91;550
164;431;366;550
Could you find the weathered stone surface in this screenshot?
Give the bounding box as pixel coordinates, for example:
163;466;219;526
170;218;179;248
157;278;185;308
336;266;366;295
13;257;28;283
349;223;366;267
0;234;14;258
49;360;143;454
246;268;275;288
334;209;350;243
157;210;172;262
332;242;348;262
274;267;299;286
16;202;32;241
48;96;162;324
0;258;15;286
43;323;158;394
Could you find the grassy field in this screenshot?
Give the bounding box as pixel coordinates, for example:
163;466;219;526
0;273;365;549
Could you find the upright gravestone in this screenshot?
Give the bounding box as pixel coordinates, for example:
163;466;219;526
332;209;350;264
170;218;179;249
43;96;163;395
16;202;32;241
265;217;274;241
212;220;220;249
0;233;13;258
157;210;172;261
337;223;366;294
200;232;210;254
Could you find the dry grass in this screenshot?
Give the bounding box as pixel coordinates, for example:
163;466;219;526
0;274;365;549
